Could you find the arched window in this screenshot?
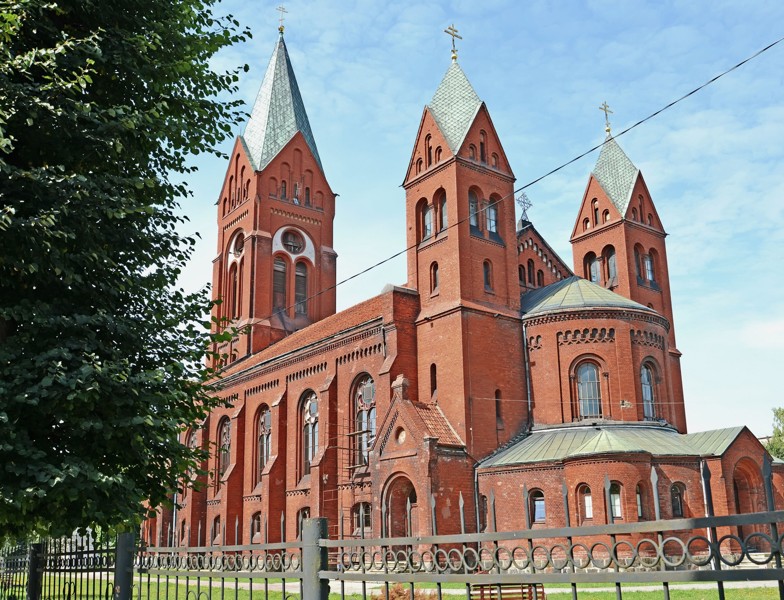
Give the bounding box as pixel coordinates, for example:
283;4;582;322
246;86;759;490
293;182;300;203
228;263;239;318
468;145;476;160
610;482;623;519
536;269;544;287
518;265;525;284
468;191;479;228
631;207;637;220
530;490;546;523
527;259;534;285
479;131;486;163
415;158;423;174
296;507;310;539
430;363;437;400
603;209;610;223
250;512;262;542
353;375;376;467
603;246;617;283
295;262;308;315
641;363;656;420
212;515;221;545
634;246;643;279
636;484;644;519
592;199;599;225
584;252;600;283
438;194;448;231
671;483;685;518
647;213;653;226
273;257;287;312
583;218;590;231
435;146;442;163
577;362;602;418
425;134;432;167
305;187;311;206
491;153;499;168
495;389;502;427
257;406;272;481
478;495;488;532
280;180;287;200
430;262;439;293
352;502;372;538
578;485;593;521
423;204;433;239
643;253;655;282
217;417;231;482
301;392;319;477
483;260;493;291
486;202;498;233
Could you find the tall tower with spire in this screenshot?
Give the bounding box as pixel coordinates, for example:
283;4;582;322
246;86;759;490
569;121;686;431
212;27;336;364
401;32;528;458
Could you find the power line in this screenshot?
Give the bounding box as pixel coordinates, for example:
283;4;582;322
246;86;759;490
226;35;784;328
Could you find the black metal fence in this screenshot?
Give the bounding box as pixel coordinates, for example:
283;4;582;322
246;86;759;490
4;509;784;600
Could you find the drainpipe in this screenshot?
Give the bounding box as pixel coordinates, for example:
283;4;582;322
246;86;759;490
522;318;533;429
473;464;481;532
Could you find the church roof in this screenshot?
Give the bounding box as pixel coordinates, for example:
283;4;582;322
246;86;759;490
592;136;639;215
520;276;654;317
480;424;698;467
412;402;464;447
683;426;745;457
242;33;323;173
428;61;483;153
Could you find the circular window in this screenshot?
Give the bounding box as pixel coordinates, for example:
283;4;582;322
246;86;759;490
233;233;245;256
283;230;304;254
395;427;406;445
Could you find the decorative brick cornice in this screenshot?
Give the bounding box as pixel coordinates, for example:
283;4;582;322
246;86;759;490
222;210;249;232
525;309;669;331
557;327;615;346
245;379;280;398
630;329;665;350
337;342;384;366
270;207;322;226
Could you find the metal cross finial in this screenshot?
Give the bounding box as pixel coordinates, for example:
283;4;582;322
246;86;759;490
444;24;462;61
599;100;613;134
277;5;288;34
516;191;532;221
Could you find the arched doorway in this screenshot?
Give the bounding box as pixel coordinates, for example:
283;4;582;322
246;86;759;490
384;475;419;540
732;458;765;546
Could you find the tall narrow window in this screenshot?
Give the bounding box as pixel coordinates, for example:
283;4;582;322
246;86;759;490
636;485;644;519
495;390;503;428
296;507;310;538
527;259;534;285
217;417;231;482
305;187;311;206
438;195;448;231
469;191;479;228
250;512;262;542
280;180;287;200
295;262;308;315
643;254;655;282
293;183;300;203
257;407;271;481
536;270;544;287
301;392;319;476
486;204;498;233
592;199;600;225
671;484;684;518
425;134;432;167
435;147;442;163
634;248;642;279
483;260;493;291
610;483;622;519
577;363;602;418
605;247;617;282
228;264;239;318
518;265;525;284
212;516;221;544
430;364;437;400
430;262;439;293
423;204;433;239
585;252;600;283
352;502;372;538
273;258;287;311
641;364;655;419
530;490;546;523
479;132;486;163
578;485;593;521
353;375;376;467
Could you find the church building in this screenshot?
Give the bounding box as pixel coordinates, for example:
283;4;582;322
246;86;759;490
146;26;782;546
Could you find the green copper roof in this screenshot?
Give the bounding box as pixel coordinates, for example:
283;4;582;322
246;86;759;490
592;136;639;215
683;427;744;456
242;34;323;173
428;61;482;153
481;425;708;468
521;276;654;317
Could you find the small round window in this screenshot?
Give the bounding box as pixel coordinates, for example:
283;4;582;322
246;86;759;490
283;230;304;254
233;233;245;256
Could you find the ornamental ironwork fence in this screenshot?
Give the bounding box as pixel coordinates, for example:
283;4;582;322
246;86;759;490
4;510;784;600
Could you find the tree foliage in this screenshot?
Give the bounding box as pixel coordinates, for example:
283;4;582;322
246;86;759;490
768;408;784;461
0;0;248;537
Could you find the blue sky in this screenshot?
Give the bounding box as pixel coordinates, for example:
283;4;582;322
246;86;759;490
180;0;784;436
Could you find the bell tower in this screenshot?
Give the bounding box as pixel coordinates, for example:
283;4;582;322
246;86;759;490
212;27;337;365
401;37;528;458
569;116;685;429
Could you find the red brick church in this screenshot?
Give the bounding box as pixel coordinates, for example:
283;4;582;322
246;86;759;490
147;28;782;546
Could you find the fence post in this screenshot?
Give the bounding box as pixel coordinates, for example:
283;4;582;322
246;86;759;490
761;454;784;600
113;533;135;600
26;542;43;600
301;518;329;600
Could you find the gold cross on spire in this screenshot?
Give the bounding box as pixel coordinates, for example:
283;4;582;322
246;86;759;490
444;24;462;61
277;5;288;34
599;101;613;135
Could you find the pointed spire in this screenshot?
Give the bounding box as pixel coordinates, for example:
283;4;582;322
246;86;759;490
592;136;639;216
428;61;482;153
242;33;323;173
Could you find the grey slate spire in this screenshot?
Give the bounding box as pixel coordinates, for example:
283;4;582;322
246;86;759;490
428;61;482;153
242;32;323;173
592;136;639;216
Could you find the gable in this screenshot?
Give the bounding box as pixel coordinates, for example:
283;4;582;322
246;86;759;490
403;107;452;185
569;174;623;241
456;104;514;177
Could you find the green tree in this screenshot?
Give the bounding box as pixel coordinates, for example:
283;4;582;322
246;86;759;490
768;408;784;461
0;0;248;537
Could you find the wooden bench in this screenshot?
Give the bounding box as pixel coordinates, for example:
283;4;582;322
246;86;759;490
470;583;546;600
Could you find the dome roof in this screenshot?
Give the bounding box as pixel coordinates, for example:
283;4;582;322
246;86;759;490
521;276;654;318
